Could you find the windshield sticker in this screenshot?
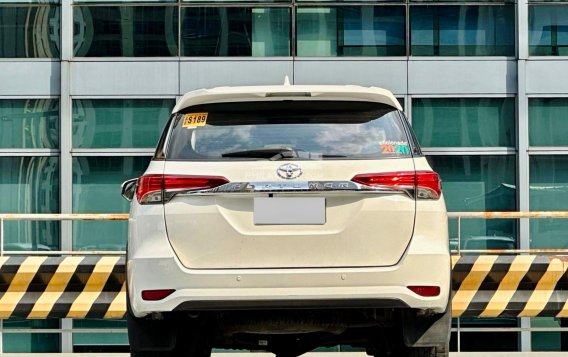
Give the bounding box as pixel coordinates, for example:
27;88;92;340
380;141;410;155
182;113;208;128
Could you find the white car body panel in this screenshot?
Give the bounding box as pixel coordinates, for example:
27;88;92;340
163;159;416;269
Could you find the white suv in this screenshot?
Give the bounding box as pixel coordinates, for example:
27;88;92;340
122;84;451;357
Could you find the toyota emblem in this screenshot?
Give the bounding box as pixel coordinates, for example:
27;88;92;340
277;163;302;180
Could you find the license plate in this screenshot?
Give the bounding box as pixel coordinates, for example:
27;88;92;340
253;197;326;225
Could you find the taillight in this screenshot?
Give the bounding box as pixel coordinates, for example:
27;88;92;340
415;171;442;200
136;174;229;204
136;174;163;204
163;175;229;191
351;171;441;200
351;172;416;188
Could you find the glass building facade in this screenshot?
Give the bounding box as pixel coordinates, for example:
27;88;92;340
1;0;568;351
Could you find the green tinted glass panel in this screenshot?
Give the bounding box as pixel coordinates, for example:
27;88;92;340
184;0;289;3
529;156;568;249
458;332;518;351
529;98;568;146
410;5;515;56
427;155;517;250
72;156;150;251
72;99;174;148
3;319;59;352
73;319;128;347
452;317;518;352
411;0;512;2
0;157;59;251
0;99;59;149
296;6;405;57
0;6;60;57
0;0;58;4
529;6;568;56
297;0;401;2
181;7;290;56
76;0;174;3
531;317;562;351
413;98;515;147
73;6;178;57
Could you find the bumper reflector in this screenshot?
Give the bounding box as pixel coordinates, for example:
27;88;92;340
407;286;440;297
141;289;175;301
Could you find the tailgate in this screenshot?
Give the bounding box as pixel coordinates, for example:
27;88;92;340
163;159;416;269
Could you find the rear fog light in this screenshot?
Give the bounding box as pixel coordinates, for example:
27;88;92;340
141;289;176;301
407;286;440;297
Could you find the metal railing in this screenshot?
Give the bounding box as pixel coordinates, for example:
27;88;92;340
0;213;128;256
448;211;568;255
2;211;566;256
1;211;568;350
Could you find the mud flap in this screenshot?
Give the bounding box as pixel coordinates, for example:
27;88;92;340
127;311;178;351
402;307;451;348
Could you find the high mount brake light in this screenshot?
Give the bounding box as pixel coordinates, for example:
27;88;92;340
136;175;229;204
351;171;441;200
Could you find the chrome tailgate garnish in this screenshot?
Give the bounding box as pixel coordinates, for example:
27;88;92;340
163;181;414;201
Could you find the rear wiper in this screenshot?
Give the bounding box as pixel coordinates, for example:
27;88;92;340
270;151;346;161
221;147;296;159
221;147;345;160
270;149;303;161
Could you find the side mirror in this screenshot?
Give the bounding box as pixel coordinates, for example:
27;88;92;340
121;178;138;202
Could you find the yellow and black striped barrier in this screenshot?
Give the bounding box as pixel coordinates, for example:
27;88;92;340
1;255;568;319
452;255;568;318
0;256;125;319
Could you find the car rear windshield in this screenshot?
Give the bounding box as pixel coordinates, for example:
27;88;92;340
165;100;412;161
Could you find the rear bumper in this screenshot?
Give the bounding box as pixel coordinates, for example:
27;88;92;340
127;194;450;318
127;250;450;318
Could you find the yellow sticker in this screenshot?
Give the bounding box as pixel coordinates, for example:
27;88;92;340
182;113;208;128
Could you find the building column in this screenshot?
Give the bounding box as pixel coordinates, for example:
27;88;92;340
60;0;74;350
517;0;531;350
